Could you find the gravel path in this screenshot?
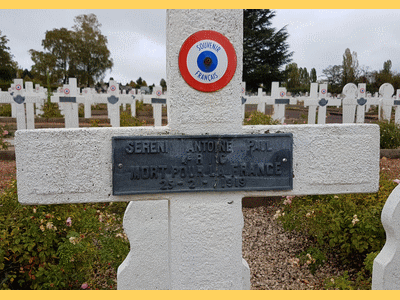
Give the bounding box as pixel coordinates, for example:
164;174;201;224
242;198;346;290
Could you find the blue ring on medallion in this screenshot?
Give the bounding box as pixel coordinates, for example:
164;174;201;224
197;51;218;73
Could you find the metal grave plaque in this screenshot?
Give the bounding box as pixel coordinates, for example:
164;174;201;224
112;134;293;195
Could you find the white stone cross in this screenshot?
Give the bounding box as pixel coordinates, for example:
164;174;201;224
379;83;395;122
243;87;267;112
243;82;293;123
301;82;319;124
15;9;379;290
90;80;136;127
51;78;82;128
393;89;400;125
138;86;166;127
33;84;46;116
270;82;296;124
303;83;333;124
23;82;47;129
81;87;96;118
127;88;137;117
0;79;26;129
372;184;400;289
355;83;380;124
0;79;43;130
342;83;379;124
342;83;358;123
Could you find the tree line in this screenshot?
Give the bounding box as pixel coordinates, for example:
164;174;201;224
1;10;399;95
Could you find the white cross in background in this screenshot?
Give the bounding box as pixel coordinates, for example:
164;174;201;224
0;79;44;130
51;78;82;128
90;80;136;127
379;83;395;122
137;85;166;127
303;83;341;124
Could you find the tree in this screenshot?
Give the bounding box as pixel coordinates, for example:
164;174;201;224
322;65;342;94
30;13;113;87
160;78;167;91
299;67;309;86
72;14;113;86
341;48;359;85
0;30;17;81
383;60;392;75
243;9;293;92
284;63;300;90
41;28;75;84
372;60;394;92
310;68;317;83
29;50;58;84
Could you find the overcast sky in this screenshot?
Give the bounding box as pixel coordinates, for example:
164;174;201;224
1;9;399;86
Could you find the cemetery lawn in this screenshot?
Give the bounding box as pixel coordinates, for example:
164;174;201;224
0;157;399;289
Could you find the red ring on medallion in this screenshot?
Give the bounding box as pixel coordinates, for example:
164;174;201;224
179;30;237;93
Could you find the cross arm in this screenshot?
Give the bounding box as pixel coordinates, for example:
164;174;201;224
242;123;379;196
15;126;171;205
15;124;380;205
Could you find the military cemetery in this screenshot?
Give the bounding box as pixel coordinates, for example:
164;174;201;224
1;9;400;290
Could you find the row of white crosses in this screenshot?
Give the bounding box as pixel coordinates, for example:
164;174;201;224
341;83;378;123
50;79;166;128
241;81;296;123
15;9;380;290
51;79;151;128
0;79;46;130
301;83;341;124
299;82;400;125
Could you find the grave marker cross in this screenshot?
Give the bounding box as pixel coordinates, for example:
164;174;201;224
15;9;379;290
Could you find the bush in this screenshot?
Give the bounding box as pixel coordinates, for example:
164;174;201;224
0;124;11;150
323;252;379;290
377;120;400;149
243;111;280;125
135;100;144;112
0;180;129;289
297;246;326;275
39;101;63;120
120;110;145;127
0;104;11;117
276;176;395;265
78;104;84;118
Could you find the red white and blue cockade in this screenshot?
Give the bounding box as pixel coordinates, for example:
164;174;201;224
179;30;237;92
